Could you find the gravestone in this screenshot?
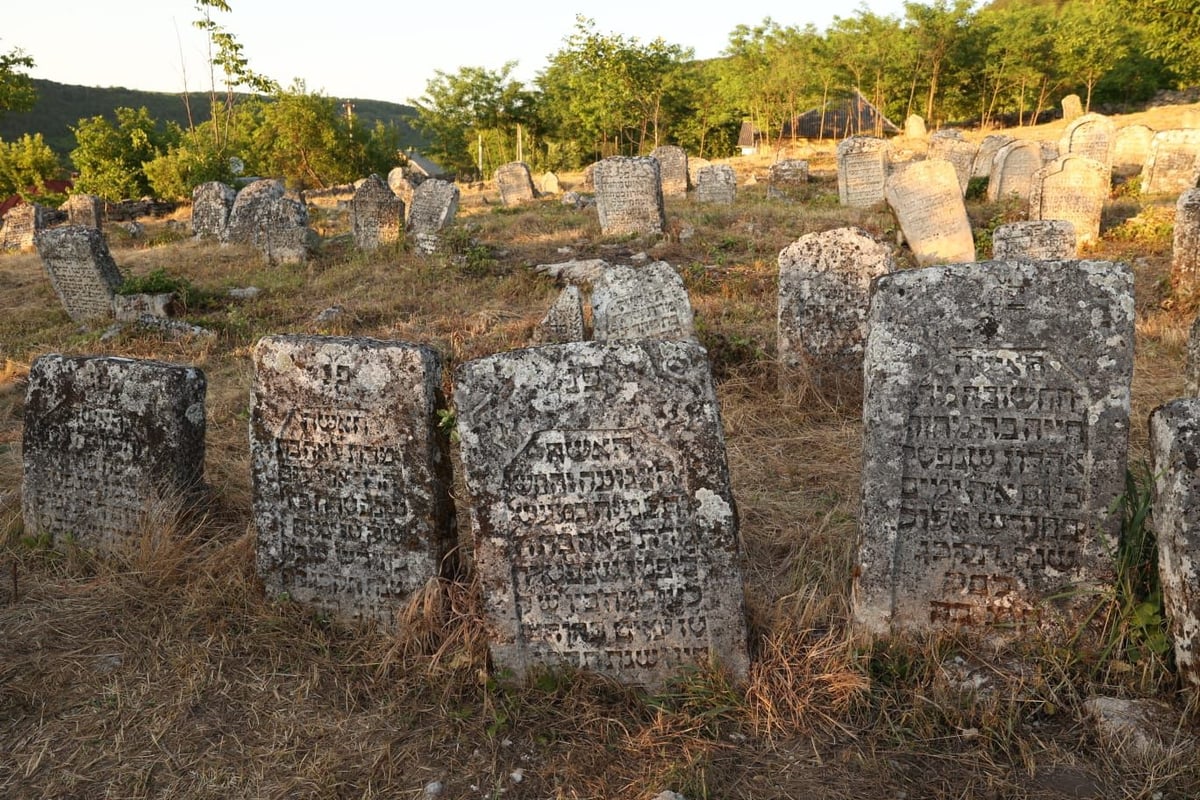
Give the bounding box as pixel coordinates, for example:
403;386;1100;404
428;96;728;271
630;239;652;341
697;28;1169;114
540;172;560;195
62;194;103;229
250;335;454;623
991;220;1077;261
0;203;49;252
1061;94;1084;123
454;339;750;686
856;259;1134;634
1030;155;1109;248
884;160;976;265
687;157;711;188
1141;129;1200;195
1059;113;1115;176
191;181;236;240
777;227;895;384
931;129;965;142
1172;189;1200;289
534;285;586;343
386;167;417;219
350;174;404;251
593;156;666;236
223;179;312;265
1113;124;1155;176
767;159;809;200
904;114;927;139
34;226;122;324
650;145;689;197
1039;140;1061;164
591;262;695;342
1149;399;1200;688
928;135;978;195
22;354;206;554
987;140;1044;203
972;135;1014;179
837;137;889;207
406;178;460;254
1188;314;1200;395
495;162;537;206
693;164;736;204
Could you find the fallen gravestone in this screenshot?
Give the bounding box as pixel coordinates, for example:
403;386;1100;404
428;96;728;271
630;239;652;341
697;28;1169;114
407;178;460;254
454;339;750;686
650;145;688;197
837;137;889;207
884;160;976;265
223;179;313;264
987;140;1044;203
62;194;103;229
1030;155;1109;248
1172;189;1200;290
191;181;237;240
991;220;1077;261
591;262;695;342
534;285;586;343
593;157;666;236
693;164;736;204
856;259;1134;634
22;354;206;554
250;335;455;623
495;162;537;206
34;226;123;324
1141;129;1200;195
350;174;404;251
1059;113;1115;176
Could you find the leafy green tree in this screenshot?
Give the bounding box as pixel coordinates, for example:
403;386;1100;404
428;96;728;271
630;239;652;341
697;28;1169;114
1117;0;1200;84
827;10;909;132
902;0;975;123
0;44;36;118
0;133;62;199
70;107;179;200
1055;0;1129;111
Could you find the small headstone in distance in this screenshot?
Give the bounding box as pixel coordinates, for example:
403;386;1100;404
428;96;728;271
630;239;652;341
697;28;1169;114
406;179;460;254
61;193;104;230
192;181;237;240
34;225;123;324
987;140;1044;203
591;262;695;342
1174;189;1200;290
0;203;50;252
650;145;689;197
495;162;537;206
836;136;888;207
1061;94;1084;123
1141;129;1200;195
350;174;404;251
693;164;737;204
1112;124;1155;176
223;179;313;264
1030;155;1109;248
1059;113;1116;176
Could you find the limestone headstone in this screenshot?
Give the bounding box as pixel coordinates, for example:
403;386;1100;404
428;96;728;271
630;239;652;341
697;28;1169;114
191;181;236;240
454;339;750;686
1061;94;1084;123
1113;124;1155;176
534;285;586;343
1172;188;1200;289
687;157;711;188
904;114;927;139
350;174;404;251
593;157;666;237
693;164;736;205
991;220;1077;261
22;354;206;553
856;259;1134;634
650;145;689;197
1030;155;1109;248
34;226;122;324
495;162;537;206
1141;129;1200;195
1059;113;1115;176
406;178;460;254
386;167;417;219
767;159;809;200
928;135;978;195
987;140;1044;203
250;335;454;623
1149;399;1200;689
884;160;976;265
62;194;103;230
972;135;1014;179
0;203;49;252
591;262;694;342
1188;314;1200;395
776;227;895;383
540;172;560;195
1039;141;1061;164
837;137;889;207
223;179;312;265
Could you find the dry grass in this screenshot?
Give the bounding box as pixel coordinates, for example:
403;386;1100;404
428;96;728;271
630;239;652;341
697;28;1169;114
3;108;1200;798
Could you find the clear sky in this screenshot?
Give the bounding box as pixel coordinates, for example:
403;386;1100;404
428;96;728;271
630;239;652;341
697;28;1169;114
6;1;911;107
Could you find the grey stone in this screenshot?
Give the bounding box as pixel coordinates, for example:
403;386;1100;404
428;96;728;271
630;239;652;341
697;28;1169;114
884;160;975;265
856;260;1134;635
250;335;454;624
112;292;178;322
650;145;689;197
1113;124;1155;175
350;174;404;251
22;354;206;554
1083;696;1194;764
1061;94;1083;123
406;179;460;254
453;340;750;687
987;140;1044;203
1;203;50;252
192;181;237;240
1172;189;1200;291
593;156;666;236
61;194;103;229
767;159;809;201
1059;112;1115;176
539;172;560;195
386;167;417;219
1141;129;1200;195
34;226;123;324
928;136;978;195
991;220;1077;261
534;258;611;285
1029;155;1109;247
224;179;313;265
904;114;927;139
693;164;736;205
687;157;711;187
591;262;695;342
534;285;585;343
837;136;889;207
972;135;1013;179
495;162;536;206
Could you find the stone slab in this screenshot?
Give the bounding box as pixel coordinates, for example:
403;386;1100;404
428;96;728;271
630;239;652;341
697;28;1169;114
34;226;123;324
885;160;976;265
591;262;695;342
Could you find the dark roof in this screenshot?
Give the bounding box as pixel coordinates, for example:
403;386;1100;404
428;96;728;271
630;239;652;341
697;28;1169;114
783;92;899;139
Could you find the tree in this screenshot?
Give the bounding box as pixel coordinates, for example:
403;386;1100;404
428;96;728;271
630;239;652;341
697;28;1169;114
1117;0;1200;84
1056;0;1129;111
70;107;178;200
902;0;975;123
0;44;36;118
0;133;62;199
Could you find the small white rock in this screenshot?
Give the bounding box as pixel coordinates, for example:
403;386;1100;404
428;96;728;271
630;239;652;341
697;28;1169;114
423;780;444;798
509;768;523;783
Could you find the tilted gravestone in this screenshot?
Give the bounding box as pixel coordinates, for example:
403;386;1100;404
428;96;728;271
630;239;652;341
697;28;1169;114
406;178;460;254
928;135;978;195
386;167;417;219
1149;399;1200;689
534;285;585;344
767;159;809;200
856;260;1134;634
1172;189;1200;290
223;179;312;264
1141;129;1200;196
1061;94;1084;123
1059;113;1115;176
0;203;50;252
650;145;689;197
987;140;1044;203
454;339;750;686
837;136;889;207
991;220;1077;261
192;181;237;240
591;262;695;342
22;354;206;554
495;161;537;206
593;156;666;236
34;226;123;324
1113;124;1155;176
350;174;404;251
777;227;895;385
885;160;976;265
250;335;454;623
1030;155;1109;248
693;164;736;204
62;194;103;230
972;135;1014;179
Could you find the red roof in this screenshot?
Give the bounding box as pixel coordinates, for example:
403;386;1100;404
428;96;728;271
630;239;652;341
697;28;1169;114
0;180;74;219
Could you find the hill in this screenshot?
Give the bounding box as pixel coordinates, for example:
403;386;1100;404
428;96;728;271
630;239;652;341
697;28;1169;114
0;79;425;159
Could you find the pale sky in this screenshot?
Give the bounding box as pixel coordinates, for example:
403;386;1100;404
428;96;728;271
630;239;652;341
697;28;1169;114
6;1;912;107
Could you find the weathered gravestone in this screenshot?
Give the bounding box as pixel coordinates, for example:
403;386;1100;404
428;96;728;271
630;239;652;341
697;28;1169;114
928;135;978;195
1190;315;1200;395
406;178;460;254
991;220;1077;261
534;285;586;344
1061;94;1084;123
454;339;750;686
904;114;927;139
62;194;103;229
650;145;689;197
1149;399;1200;689
22;354;206;553
856;260;1134;634
1059;113;1115;176
34;226;122;324
767;159;809;200
250;335;454;623
495;162;537;206
885;160;976;265
1039;140;1061;164
972;135;1014;179
1172;189;1200;290
386;167;417;219
192;181;237;240
0;203;49;252
591;262;695;342
776;227;895;385
837;137;889;207
1141;129;1200;195
987;140;1044;203
350;174;404;251
593;156;666;236
693;164;736;205
1030;155;1109;248
687;157;711;188
1113;124;1155;176
223;179;312;264
540;172;560;195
